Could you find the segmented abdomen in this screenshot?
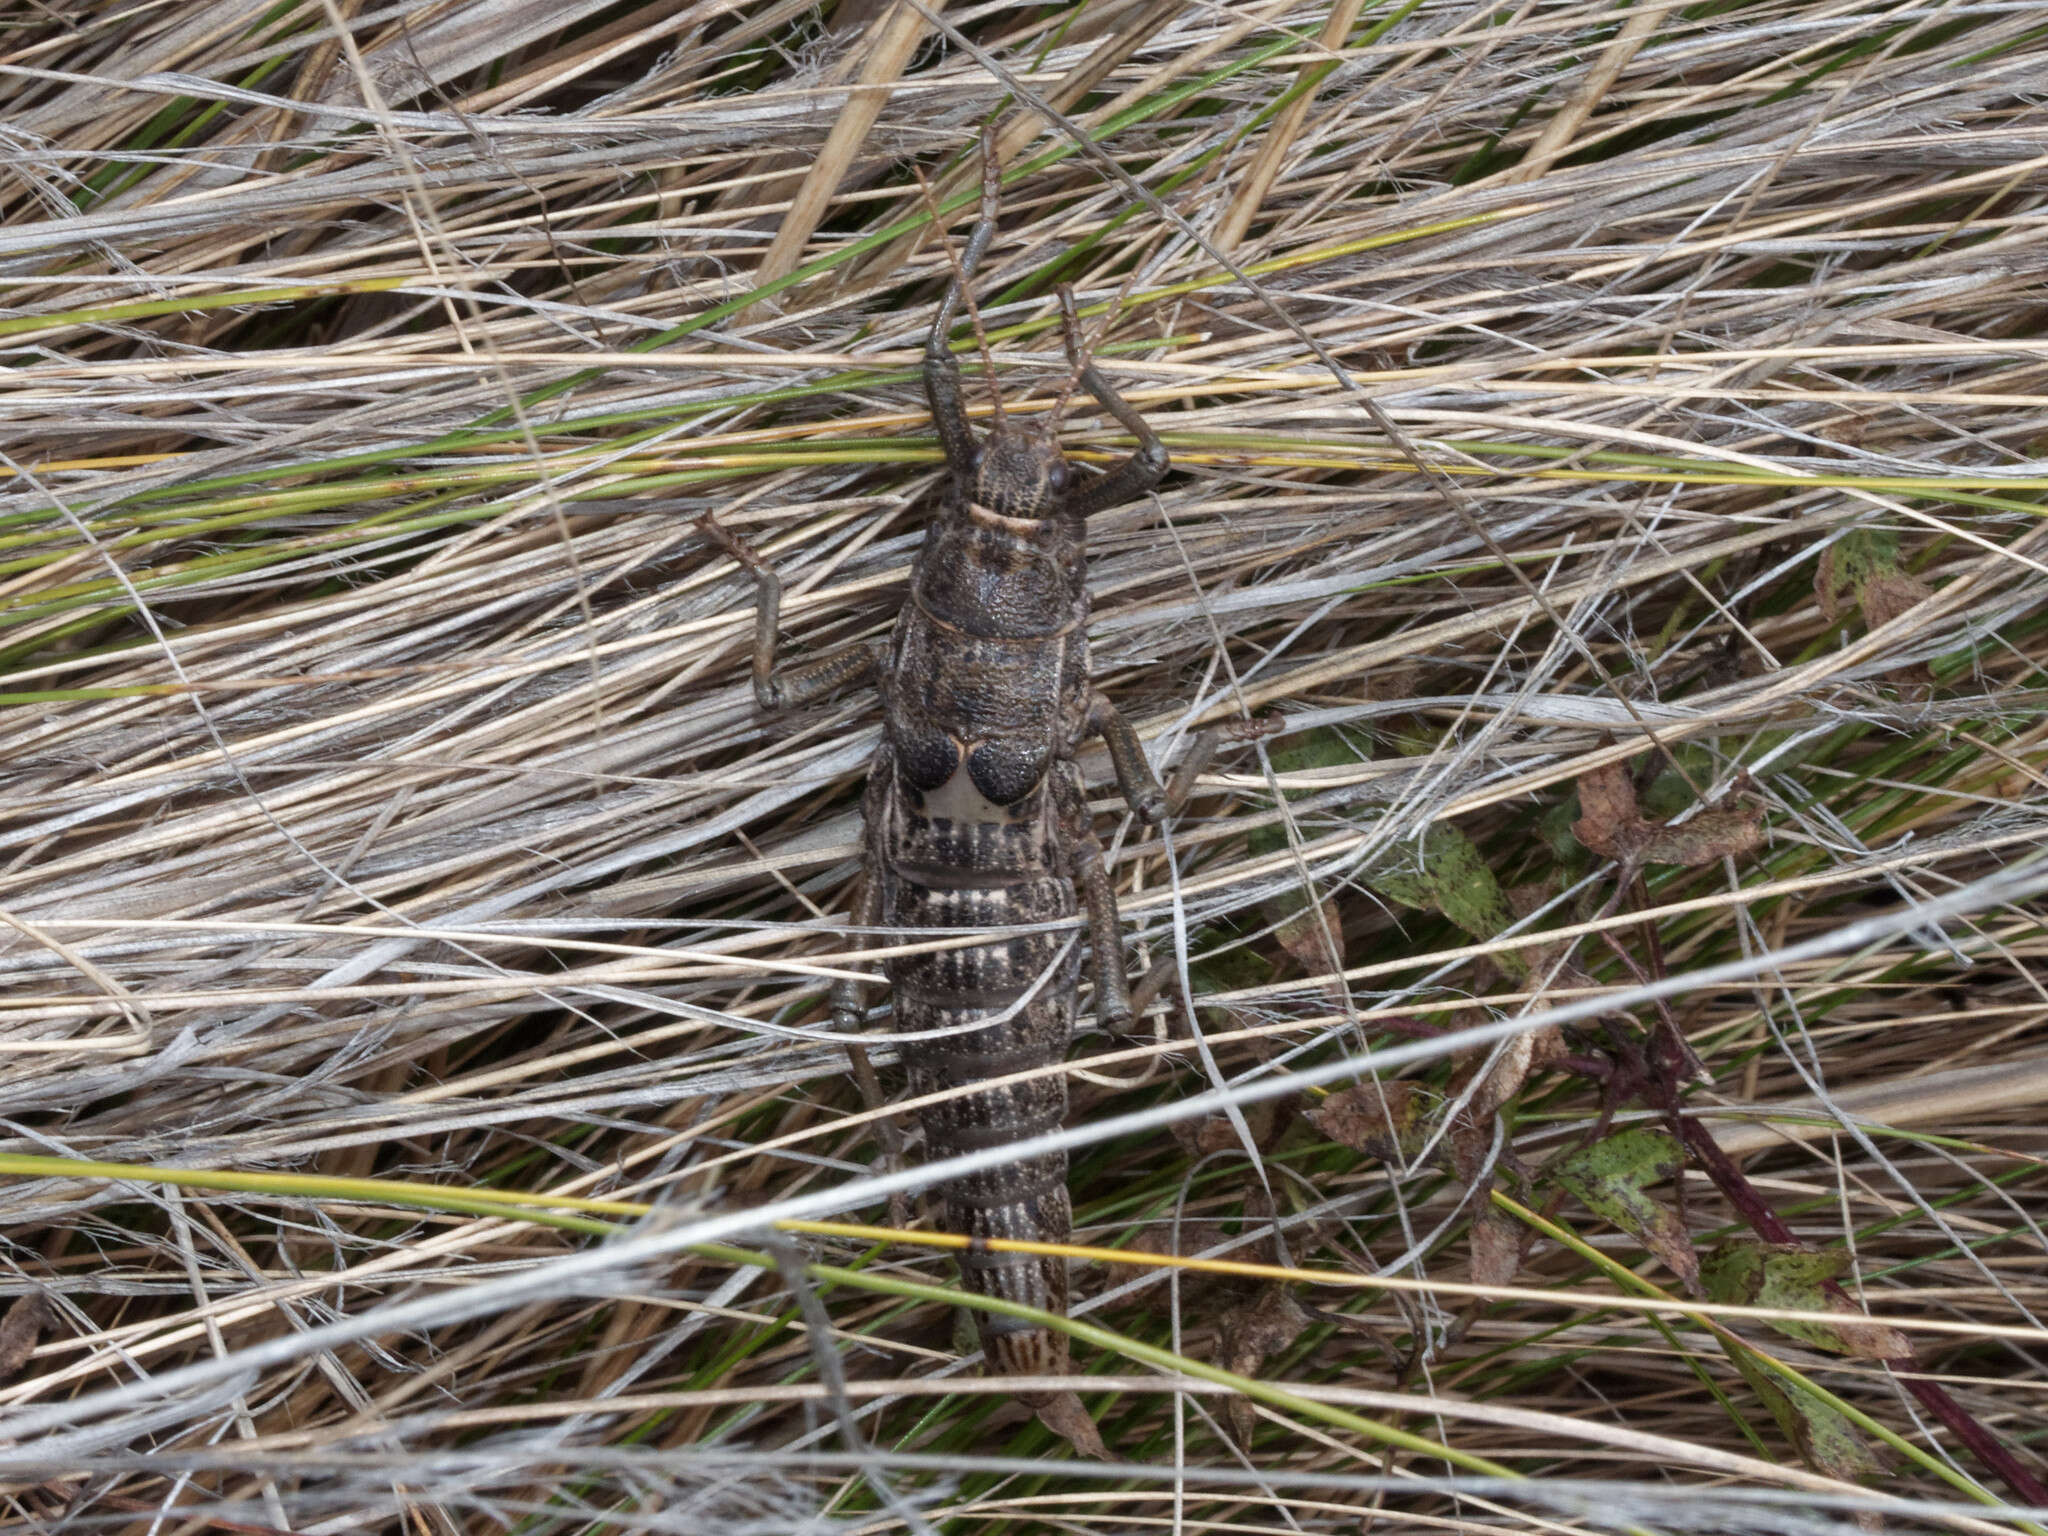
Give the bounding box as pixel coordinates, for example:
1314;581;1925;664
881;780;1078;1376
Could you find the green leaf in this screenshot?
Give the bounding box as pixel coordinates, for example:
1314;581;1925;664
1244;727;1370;858
1726;1347;1888;1482
1368;823;1513;944
1187;931;1275;997
1815;525;1901;622
1640;745;1721;820
1245;729;1370;981
1550;1127;1699;1292
1246;731;1512;972
1184;927;1275;1031
1702;1239;1911;1359
1537;793;1584;862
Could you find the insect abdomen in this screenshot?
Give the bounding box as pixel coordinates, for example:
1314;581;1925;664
883;843;1077;1374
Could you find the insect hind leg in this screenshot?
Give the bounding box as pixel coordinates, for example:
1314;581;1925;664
830;857;883;1033
836;850;916;1225
1055;762;1136;1035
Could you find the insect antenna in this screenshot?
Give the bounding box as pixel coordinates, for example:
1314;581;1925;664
1046;284;1091;431
1048;259;1148;433
914;161;1005;427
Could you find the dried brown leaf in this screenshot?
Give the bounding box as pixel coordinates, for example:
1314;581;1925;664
1461;1026;1549;1121
1118;1222;1230;1261
1274;893;1344;978
1219;1283;1310;1445
1173;1094;1294;1159
0;1292;48;1382
1470;1204;1524;1290
1445;1111;1493;1187
1107;1222;1232;1299
1823;1304;1915;1364
1815;542;1848;622
1575;762;1762;868
1863;570;1939;693
1862;570;1933;629
1638;806;1765;867
1571;761;1640;858
1033;1389;1111;1460
1174;1113;1242;1157
1308;1079;1439;1164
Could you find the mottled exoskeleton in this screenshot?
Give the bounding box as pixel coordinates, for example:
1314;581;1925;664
710;158;1170;1380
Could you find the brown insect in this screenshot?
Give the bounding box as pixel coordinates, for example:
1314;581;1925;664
707;152;1170;1381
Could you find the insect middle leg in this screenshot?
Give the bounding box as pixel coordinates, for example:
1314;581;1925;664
1086;690;1166;824
699;516;881;711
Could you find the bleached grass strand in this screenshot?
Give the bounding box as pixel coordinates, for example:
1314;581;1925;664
3;2;2047;1528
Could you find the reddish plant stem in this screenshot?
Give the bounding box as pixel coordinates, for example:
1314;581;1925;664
1887;1358;2048;1508
1670;1102;2048;1505
1591;851;2048;1503
1362;984;2048;1503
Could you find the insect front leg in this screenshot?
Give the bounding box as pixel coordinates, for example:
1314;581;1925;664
700;517;881;710
1055;762;1135;1034
924;140;1002;475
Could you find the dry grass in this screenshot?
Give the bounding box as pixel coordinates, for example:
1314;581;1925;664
1;0;2046;1531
